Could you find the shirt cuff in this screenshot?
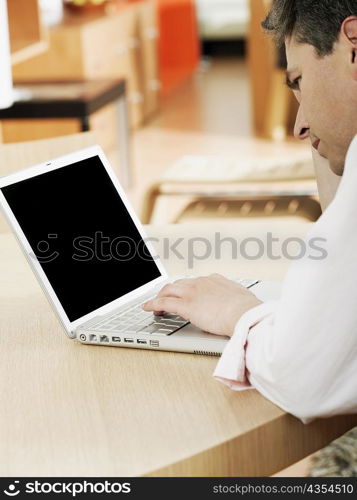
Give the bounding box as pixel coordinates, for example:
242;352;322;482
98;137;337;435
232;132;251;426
213;301;276;390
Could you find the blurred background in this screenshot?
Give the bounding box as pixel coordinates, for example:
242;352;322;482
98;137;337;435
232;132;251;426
0;0;318;231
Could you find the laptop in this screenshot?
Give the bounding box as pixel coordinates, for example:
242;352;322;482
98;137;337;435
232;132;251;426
0;146;279;356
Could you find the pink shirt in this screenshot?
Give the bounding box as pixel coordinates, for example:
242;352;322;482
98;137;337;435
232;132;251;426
213;135;357;423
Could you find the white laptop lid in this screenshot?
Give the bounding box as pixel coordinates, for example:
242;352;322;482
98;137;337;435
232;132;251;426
0;145;167;338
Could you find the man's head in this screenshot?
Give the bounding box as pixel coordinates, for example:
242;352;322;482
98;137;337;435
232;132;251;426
263;0;357;175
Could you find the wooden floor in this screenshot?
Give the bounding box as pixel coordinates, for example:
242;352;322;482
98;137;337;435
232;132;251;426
149;57;252;137
129;56;313;477
128;57;252;212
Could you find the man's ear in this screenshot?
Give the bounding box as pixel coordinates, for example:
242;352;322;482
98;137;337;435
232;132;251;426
341;17;357;70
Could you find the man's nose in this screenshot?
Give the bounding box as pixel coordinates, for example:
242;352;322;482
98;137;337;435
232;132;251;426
294;105;310;140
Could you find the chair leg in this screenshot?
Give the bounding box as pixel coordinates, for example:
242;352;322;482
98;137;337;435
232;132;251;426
141;182;161;224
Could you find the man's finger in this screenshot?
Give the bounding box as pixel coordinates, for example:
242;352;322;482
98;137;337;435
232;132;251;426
156;283;186;299
207;273;227;282
172;278;194;286
142;297;186;317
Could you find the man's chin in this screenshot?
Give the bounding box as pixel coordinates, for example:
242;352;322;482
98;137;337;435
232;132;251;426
328;159;344;176
315;139;348;176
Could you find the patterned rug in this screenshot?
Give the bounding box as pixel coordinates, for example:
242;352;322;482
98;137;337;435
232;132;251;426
309;427;357;477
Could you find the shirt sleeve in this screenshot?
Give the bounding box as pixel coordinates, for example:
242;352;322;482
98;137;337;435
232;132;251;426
213;301;277;389
214;136;357;423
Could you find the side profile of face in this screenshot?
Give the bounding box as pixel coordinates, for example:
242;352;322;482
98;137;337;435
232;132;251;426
285;17;357;175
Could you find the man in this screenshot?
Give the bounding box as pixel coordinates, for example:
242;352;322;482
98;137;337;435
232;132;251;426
143;0;357;423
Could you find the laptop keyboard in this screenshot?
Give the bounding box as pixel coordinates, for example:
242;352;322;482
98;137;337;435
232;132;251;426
89;300;188;336
86;278;259;337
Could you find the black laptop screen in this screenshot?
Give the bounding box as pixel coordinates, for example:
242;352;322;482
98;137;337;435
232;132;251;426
1;155;161;322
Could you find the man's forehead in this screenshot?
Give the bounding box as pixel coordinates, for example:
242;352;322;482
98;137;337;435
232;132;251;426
285;36;315;61
285;37;313;73
285;38;299;75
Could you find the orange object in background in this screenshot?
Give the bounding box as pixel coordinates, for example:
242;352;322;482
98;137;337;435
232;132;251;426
125;0;201;96
156;0;200;96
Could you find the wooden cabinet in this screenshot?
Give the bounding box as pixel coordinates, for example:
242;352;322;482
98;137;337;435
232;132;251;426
12;1;159;128
0;106;126;182
0;80;132;186
138;0;160;119
8;0;48;65
248;0;296;140
0;118;81;143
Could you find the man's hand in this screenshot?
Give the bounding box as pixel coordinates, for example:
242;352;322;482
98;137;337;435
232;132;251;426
142;274;262;337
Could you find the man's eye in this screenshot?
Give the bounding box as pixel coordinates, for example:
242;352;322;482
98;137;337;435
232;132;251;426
293;77;302;90
286;76;302;91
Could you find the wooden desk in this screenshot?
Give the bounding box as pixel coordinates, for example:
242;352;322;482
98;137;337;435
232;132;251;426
1;227;356;477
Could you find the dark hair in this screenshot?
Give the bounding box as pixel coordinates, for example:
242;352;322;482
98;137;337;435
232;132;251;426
262;0;357;56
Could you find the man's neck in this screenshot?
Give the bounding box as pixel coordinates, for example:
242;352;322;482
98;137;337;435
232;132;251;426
312;148;341;211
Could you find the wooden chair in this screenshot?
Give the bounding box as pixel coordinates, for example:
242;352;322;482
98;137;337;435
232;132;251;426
140;136;319;224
